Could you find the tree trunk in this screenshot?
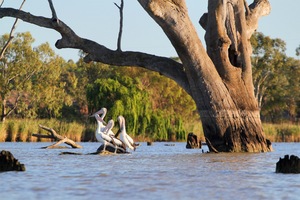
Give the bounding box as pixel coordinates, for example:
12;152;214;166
139;0;272;152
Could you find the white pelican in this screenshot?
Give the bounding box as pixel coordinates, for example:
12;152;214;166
93;117;125;153
117;115;138;151
91;108;115;137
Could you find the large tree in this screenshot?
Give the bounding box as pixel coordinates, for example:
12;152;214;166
0;32;42;121
0;0;273;152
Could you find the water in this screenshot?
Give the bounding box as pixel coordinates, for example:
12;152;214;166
0;142;299;200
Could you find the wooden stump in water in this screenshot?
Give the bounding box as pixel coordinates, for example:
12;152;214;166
0;150;25;172
276;154;300;174
147;141;153;146
186;132;201;149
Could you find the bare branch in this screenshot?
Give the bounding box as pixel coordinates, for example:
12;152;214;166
114;0;124;51
0;0;26;59
5;92;21;118
0;0;4;8
47;0;58;21
0;7;191;95
246;0;271;37
32;124;82;148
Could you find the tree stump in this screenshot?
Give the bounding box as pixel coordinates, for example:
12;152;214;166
32;124;82;149
186;132;201;149
276;155;300;173
147;141;153;146
0;150;25;172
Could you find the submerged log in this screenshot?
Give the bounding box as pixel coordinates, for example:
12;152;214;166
96;143;127;154
59;144;128;155
276;155;300;174
0;150;25;172
32;124;82;149
186;132;201;149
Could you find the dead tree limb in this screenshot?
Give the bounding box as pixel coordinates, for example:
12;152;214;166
114;0;124;51
0;0;26;59
47;0;58;21
32;124;82;149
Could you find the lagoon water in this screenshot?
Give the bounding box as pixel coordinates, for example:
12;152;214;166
0;142;299;200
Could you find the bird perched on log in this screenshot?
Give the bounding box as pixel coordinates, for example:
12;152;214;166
90;108;115;137
92;115;126;153
116;115;138;151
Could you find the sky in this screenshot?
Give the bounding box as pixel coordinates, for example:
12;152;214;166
0;0;299;61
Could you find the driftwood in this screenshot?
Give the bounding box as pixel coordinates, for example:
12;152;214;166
59;144;129;155
32;124;82;149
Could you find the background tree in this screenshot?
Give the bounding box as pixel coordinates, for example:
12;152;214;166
0;32;73;121
0;0;273;152
0;32;42;121
251;32;300;122
84;61;193;141
251;32;287;110
32;43;72;119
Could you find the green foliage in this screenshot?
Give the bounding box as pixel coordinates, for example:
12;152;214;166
263;123;300;142
0;32;72;121
251;32;300;123
83;60;200;141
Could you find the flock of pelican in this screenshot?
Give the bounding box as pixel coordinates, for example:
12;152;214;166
90;108;138;154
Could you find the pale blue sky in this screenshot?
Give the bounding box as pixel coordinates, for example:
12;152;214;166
1;0;299;61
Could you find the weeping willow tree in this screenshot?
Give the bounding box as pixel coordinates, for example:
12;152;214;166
86;70;187;141
0;0;273;152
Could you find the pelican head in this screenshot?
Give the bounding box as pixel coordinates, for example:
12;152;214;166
90;107;107;118
117;115;124;124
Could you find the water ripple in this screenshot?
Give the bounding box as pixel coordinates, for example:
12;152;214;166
1;142;299;199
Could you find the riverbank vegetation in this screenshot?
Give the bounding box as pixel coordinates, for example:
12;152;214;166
0;119;299;143
0;32;299;142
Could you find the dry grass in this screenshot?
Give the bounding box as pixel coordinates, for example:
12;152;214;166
0;119;85;142
263;123;300;142
0;119;299;143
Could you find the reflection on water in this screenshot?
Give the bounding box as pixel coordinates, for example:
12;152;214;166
1;142;299;200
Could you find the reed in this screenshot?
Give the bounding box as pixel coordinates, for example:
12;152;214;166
82;123;96;142
59;122;85;142
0;119;299;143
0;122;6;142
183;119;205;142
6;121;18;142
17;121;28;142
263;123;300;142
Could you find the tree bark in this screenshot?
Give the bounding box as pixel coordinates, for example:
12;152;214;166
138;0;272;152
0;0;272;152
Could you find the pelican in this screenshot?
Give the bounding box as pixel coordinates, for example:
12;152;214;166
90;108;115;137
117;115;138;151
93;117;125;153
